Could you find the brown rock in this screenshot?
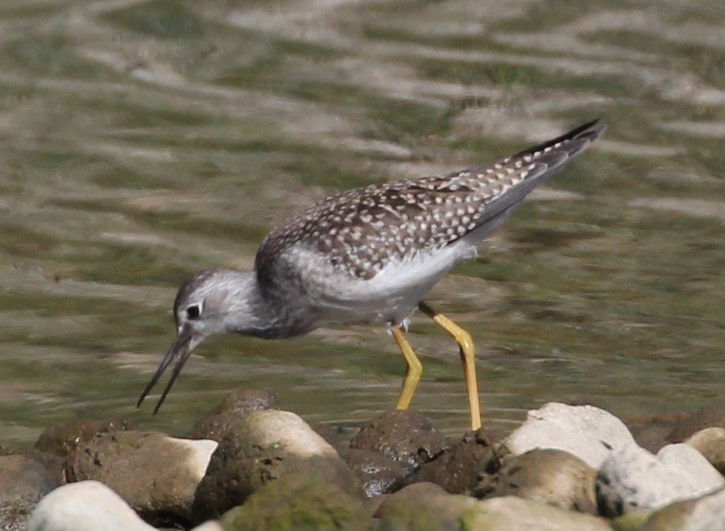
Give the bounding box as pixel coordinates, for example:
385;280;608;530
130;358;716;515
34;418;133;484
474;448;597;514
405;428;495;494
192;410;359;523
0;454;58;530
65;431;217;526
463;495;612;531
375;482;478;530
186;389;280;442
344;448;407;498
220;473;374;530
349;410;447;472
667;404;725;443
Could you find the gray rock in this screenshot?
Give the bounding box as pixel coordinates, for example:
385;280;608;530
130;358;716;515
504;403;635;469
635;487;725;531
685;427;725;475
475;448;597;514
656;443;724;492
596;442;722;517
350;410;448;472
27;481;155;531
462;495;612;531
65;431;217;524
192;409;358;522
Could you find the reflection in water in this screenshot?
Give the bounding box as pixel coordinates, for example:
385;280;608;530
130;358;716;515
0;1;722;446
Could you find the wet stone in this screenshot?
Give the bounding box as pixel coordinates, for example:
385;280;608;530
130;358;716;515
219;473;374;530
666;403;725;443
462;495;612;531
504;402;635;469
474;448;597;514
186;389;281;442
375;482;478;531
192;409;359;523
349;410;448;472
65;431;217;527
343;448;407;498
33;418;133;484
405;428;496;494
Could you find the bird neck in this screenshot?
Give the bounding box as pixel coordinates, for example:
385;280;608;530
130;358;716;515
222;270;288;339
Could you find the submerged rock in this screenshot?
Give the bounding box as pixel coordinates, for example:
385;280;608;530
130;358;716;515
666;404;725;443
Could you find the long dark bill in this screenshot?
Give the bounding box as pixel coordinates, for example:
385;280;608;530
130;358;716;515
137;326;194;414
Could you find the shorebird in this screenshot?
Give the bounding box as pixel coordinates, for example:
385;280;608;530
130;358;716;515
138;119;605;430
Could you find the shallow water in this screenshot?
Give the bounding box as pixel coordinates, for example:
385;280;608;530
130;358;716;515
0;0;723;446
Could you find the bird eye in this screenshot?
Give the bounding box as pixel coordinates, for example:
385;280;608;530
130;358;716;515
186;303;202;320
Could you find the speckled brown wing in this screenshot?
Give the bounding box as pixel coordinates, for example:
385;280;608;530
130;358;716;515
256;119;604;282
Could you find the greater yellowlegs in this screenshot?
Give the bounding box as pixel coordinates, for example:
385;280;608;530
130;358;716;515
138;119;605;430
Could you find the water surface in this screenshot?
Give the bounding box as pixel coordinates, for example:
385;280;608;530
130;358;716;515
0;0;723;446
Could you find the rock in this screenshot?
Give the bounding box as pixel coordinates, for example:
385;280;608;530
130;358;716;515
406;428;495;494
474;449;597;514
343;448;407;498
65;431;217;526
219;473;374;530
187;389;281;442
504;403;635;469
349;410;448;472
191;521;224;531
34;418;133;484
462;495;612;531
0;454;58;530
684;427;725;475
633;487;725;531
375;482;478;530
192;409;358;523
656;443;724;492
27;481;155;531
666;404;725;443
596;441;723;517
628;412;686;453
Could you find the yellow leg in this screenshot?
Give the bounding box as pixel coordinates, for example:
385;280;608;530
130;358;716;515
390;325;423;410
419;302;482;430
